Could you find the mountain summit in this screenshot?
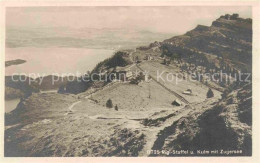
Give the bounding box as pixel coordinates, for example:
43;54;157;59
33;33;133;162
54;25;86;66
160;14;252;72
5;14;252;157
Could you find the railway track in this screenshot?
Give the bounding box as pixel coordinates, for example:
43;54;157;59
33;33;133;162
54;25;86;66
136;64;190;105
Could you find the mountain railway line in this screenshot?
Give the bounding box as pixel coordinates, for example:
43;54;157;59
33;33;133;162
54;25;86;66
135;64;190;105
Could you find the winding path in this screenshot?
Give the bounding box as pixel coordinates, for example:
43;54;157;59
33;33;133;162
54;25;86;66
69;101;82;111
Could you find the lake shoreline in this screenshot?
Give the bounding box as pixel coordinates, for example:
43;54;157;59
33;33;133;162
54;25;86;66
5;47;115;76
5;98;21;113
5;47;115;113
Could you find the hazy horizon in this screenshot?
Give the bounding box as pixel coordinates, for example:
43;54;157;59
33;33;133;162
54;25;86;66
7;6;251;35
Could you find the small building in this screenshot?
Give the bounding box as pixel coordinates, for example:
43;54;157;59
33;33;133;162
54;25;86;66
162;57;171;65
116;71;127;81
113;66;127;81
114;66;134;81
151;46;160;52
112;79;122;83
126;71;133;80
183;89;192;95
172;99;182;106
145;74;150;82
149;56;154;61
145;54;154;61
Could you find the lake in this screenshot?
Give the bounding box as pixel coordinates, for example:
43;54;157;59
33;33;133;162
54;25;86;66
5;47;115;77
5;98;20;113
5;47;115;113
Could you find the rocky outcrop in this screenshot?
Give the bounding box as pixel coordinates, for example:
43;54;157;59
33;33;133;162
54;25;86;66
5;86;24;100
5;75;40;99
150;83;252;156
5;75;71;99
162;14;252;72
59;51;132;94
5;13;252;157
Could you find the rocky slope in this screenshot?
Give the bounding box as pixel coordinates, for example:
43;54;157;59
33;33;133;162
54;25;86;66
5;75;40;100
5;14;252;157
162;13;252;72
150;83;252;156
60;14;252;95
5;75;72;100
5;86;24;100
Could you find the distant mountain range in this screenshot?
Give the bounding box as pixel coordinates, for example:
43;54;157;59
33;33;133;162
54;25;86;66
6;27;173;49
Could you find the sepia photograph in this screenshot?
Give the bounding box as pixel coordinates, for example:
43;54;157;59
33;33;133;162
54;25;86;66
1;1;259;161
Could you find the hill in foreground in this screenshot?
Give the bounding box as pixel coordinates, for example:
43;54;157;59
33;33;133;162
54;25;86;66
5;14;252;156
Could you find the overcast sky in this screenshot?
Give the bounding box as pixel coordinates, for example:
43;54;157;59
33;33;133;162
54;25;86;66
6;6;251;34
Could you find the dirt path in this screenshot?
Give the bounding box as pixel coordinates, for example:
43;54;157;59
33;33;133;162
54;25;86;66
138;105;192;156
67;101;82;113
63;59;219;156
